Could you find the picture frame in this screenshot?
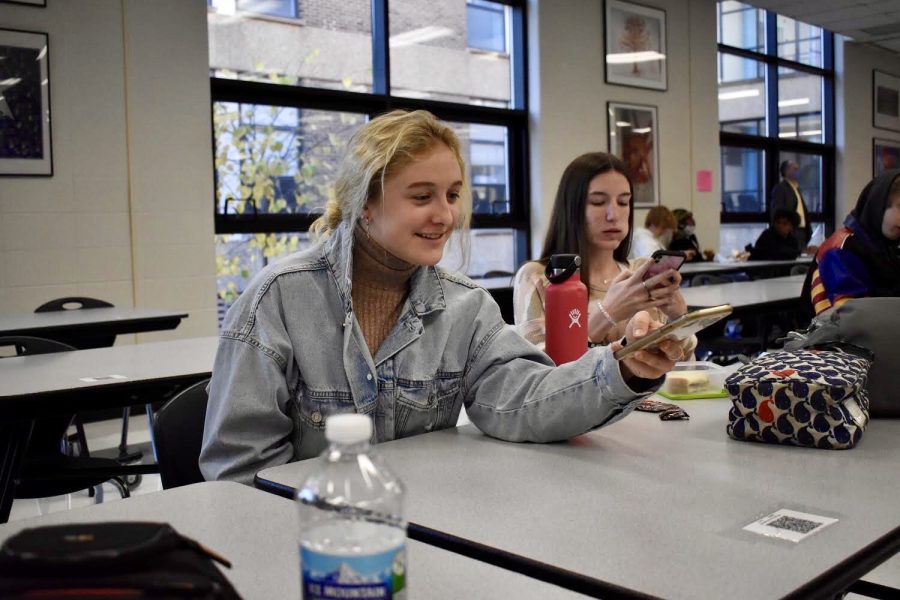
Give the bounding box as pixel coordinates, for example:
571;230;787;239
0;28;52;176
873;70;900;133
0;0;47;6
604;0;667;91
608;101;659;207
873;138;900;177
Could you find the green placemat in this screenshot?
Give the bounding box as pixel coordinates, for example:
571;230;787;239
658;388;729;400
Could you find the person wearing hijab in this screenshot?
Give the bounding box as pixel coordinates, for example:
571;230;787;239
809;169;900;315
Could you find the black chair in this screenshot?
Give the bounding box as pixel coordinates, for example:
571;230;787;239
35;297;116;348
0;336;129;502
152;379;210;489
35;296;145;465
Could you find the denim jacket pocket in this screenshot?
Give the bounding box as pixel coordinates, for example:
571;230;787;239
295;381;356;431
293;382;357;460
395;371;463;435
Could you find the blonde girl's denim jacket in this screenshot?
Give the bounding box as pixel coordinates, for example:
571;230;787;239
200;222;661;485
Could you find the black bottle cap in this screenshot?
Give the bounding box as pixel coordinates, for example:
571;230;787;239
545;254;581;283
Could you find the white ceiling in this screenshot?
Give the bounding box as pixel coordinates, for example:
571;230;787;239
748;0;900;55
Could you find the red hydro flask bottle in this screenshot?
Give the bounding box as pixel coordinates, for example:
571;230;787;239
544;254;589;365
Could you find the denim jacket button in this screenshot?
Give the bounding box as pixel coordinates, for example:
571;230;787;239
366;373;373;381
311;410;323;424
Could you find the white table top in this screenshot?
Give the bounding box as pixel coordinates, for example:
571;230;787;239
0;307;188;335
680;274;805;309
258;400;900;600
680;258;809;275
0;336;218;400
0;482;589;599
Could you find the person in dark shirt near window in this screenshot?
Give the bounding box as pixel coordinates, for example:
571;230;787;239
669;209;714;262
749;210;803;261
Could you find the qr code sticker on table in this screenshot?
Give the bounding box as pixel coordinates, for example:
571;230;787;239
743;509;838;543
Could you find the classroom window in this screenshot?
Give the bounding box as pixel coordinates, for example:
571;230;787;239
208;0;528;315
208;0;373;92
777;69;823;143
213;103;365;218
718;55;766;133
721;146;766;214
208;0;299;19
467;0;507;53
776;14;823;68
717;1;765;53
390;0;512;107
716;0;833;245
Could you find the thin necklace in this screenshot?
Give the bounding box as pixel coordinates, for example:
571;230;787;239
591;263;623;291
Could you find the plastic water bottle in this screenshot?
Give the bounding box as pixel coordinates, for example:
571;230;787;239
296;414;407;600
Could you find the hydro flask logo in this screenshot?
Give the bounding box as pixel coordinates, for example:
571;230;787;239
568;308;582;328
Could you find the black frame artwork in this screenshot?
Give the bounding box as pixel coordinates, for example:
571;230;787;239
604;0;667;91
873;70;900;133
873;137;900;177
0;0;47;7
607;101;659;207
0;28;52;176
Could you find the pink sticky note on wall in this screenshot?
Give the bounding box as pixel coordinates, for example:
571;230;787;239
696;170;712;192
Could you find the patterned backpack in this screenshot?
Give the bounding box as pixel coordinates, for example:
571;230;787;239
725;349;871;450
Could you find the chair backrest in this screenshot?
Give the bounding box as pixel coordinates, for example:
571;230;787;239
153;378;210;489
34;297;117;348
0;335;76;357
35;297;114;313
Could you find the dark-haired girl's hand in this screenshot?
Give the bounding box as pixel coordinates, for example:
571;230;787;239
601;262;670;325
642;268;687;321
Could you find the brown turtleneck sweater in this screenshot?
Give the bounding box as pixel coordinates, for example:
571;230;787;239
351;224;417;355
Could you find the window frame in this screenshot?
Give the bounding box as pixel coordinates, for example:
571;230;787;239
717;5;835;232
210;0;531;269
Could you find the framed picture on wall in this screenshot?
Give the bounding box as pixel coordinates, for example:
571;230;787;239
0;28;52;176
873;70;900;133
0;0;47;6
608;101;659;207
873;138;900;177
604;0;667;91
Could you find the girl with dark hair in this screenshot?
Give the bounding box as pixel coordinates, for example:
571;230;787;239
810;169;900;314
513;152;692;350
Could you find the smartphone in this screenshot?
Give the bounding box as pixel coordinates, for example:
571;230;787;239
643;250;686;281
613;304;733;361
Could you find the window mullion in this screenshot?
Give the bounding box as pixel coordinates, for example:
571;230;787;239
371;0;390;97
